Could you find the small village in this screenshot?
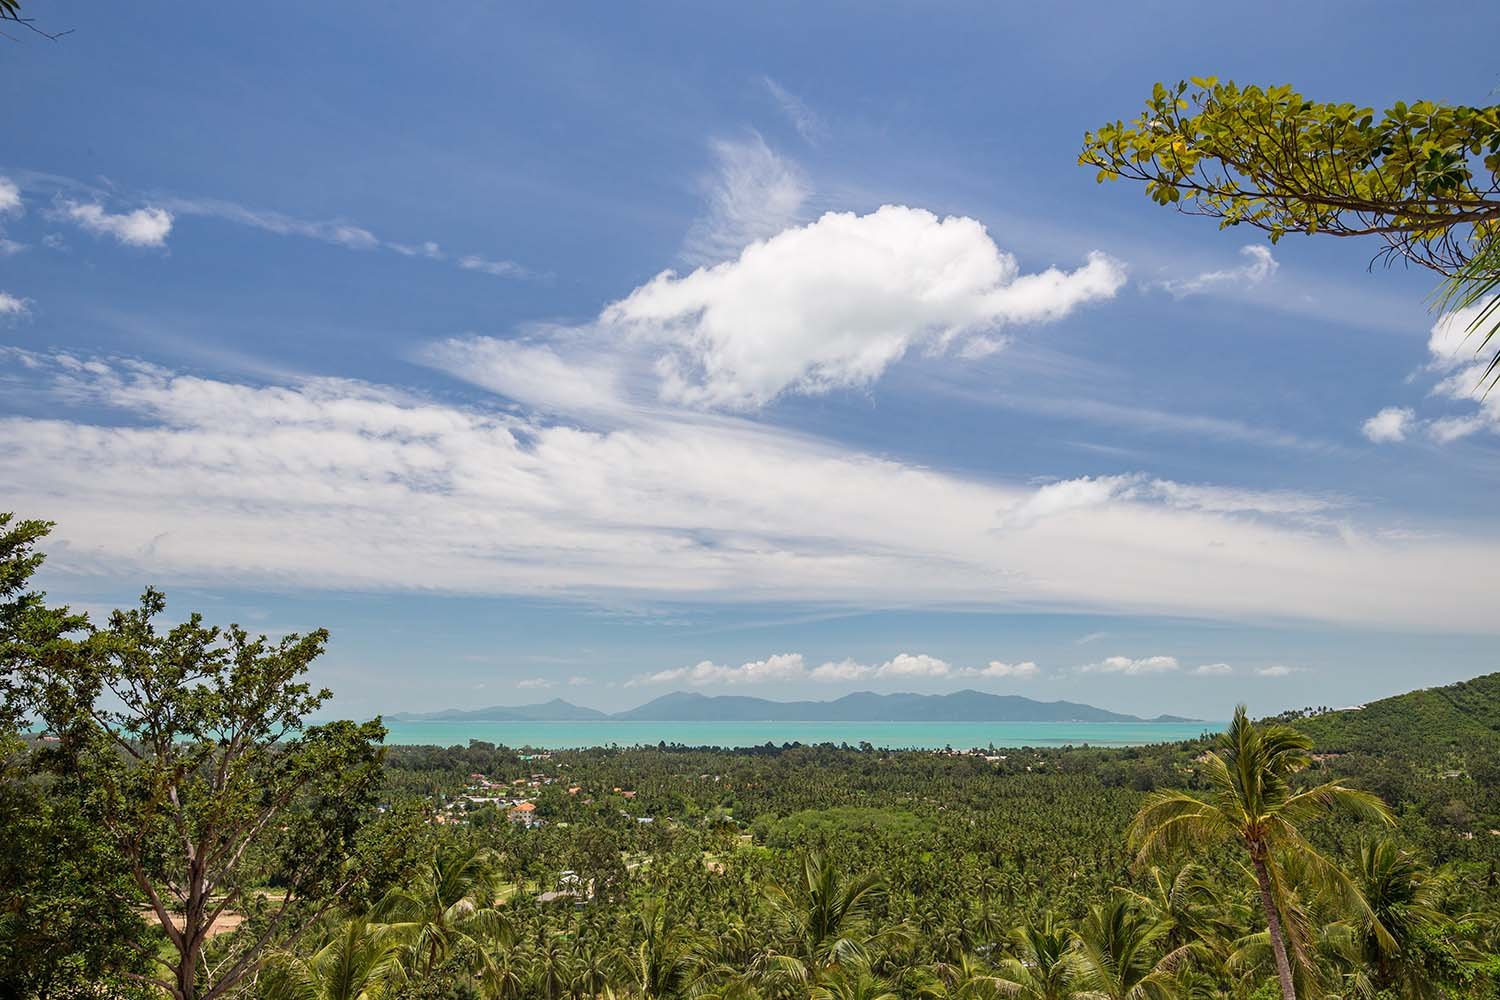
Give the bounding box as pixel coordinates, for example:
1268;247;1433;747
431;753;646;831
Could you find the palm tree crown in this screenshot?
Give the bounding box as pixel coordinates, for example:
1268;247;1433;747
1127;706;1394;1000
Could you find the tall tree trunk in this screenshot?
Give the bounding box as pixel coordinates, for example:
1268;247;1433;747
1250;849;1296;1000
177;921;202;1000
176;938;195;1000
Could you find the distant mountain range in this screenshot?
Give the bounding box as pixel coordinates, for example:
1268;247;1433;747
388;691;1199;725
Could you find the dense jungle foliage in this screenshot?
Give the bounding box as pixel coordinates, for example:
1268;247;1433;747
4;513;1499;1000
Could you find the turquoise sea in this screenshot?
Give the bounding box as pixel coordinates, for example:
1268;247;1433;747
379;720;1222;750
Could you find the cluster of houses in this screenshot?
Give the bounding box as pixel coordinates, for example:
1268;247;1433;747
433;770;641;829
430;771;554;827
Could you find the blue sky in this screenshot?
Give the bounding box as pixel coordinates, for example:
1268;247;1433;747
3;2;1499;720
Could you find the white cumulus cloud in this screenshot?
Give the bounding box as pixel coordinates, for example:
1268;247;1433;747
0;177;22;214
1426;302;1500;440
62;201;173;247
0;292;30;317
1256;664;1297;677
638;652;807;687
876;653;952;678
1191;663;1233;676
605;205;1125;409
635;651;980;686
516;677;554;690
1363;302;1500;444
1362;406;1415;443
809;658;873;682
1082;655;1180;676
962;660;1040;679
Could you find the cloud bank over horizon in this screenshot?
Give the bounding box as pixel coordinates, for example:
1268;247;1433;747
3;346;1498;635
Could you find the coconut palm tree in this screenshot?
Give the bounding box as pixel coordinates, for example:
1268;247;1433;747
689;915;788;998
970;902;1009;955
1345;838;1449;998
1121;865;1240;960
766;853;889;981
997;913;1083;1000
808;962;902;1000
376;843;511;979
258;918;403;1000
570;931;615;1000
1070;896;1194;1000
1127;706;1393;1000
1227;879;1348;1000
615;897;699;1000
535;933;576;1000
481;939;530;1000
927;952;1019;1000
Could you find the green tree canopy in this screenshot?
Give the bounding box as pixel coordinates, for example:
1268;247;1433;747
1080;78;1500;382
22;584;388;1000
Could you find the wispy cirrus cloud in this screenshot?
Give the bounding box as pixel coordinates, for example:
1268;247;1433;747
680;133;810;265
5;348;1499;632
762;77;825;144
1002;474;1341;530
988;392;1333;454
1156;245;1278;298
458;254;531;278
161;195;378;249
5;170;535;278
160;194;535;280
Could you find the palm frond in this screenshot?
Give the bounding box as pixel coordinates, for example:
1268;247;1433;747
1277;781;1394;828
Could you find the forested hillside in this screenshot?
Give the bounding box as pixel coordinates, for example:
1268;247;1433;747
1288;672;1500;755
1274;673;1500;855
